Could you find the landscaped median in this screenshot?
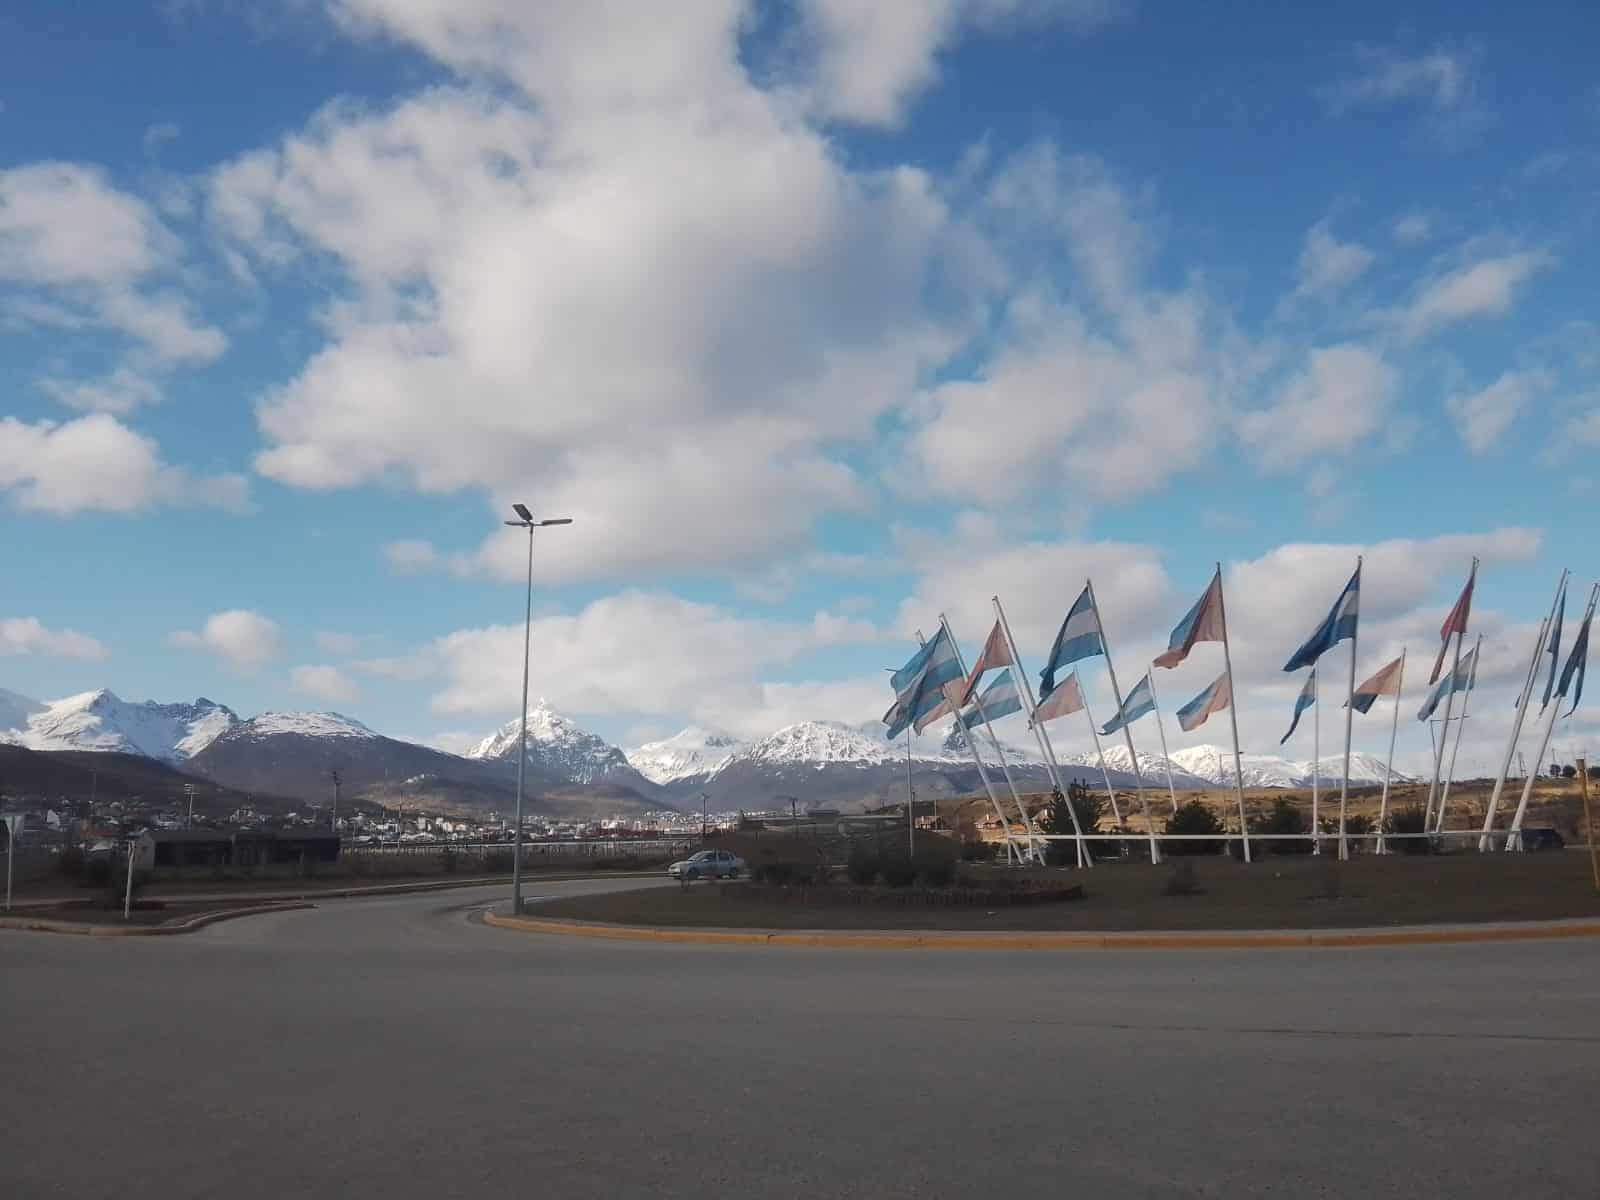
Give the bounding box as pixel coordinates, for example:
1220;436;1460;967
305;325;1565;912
484;852;1600;950
0;901;315;937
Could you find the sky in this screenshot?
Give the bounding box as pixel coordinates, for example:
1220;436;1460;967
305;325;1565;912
2;0;1598;775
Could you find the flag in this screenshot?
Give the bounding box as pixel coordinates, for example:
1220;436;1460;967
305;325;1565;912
1154;569;1226;669
960;670;1023;729
1100;673;1155;735
1040;585;1104;694
1178;672;1233;733
1417;646;1478;722
1283;564;1361;672
890;625;962;699
1280;670;1316;744
1540;577;1568;714
1429;565;1476;684
958;621;1014;706
1349;654;1404;714
1032;670;1086;727
1556;595;1593;717
884;670;961;740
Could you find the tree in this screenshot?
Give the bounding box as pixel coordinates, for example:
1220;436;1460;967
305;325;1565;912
1250;797;1310;855
1039;781;1105;865
1562;764;1578;779
1164;799;1224;855
1551;763;1564;777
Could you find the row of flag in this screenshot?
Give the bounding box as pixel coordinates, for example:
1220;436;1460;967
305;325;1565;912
884;550;1596;863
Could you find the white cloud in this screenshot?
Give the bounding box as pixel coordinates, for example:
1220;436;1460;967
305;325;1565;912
168;609;282;673
0;413;251;515
313;630;362;655
1561;403;1600;449
35;366;163;415
1401;250;1550;341
791;0;1130;128
1323;41;1488;145
1390;210;1437;246
143;121;181;155
1293;220;1375;298
290;663;362;703
409;590;880;739
1445;369;1551;454
0;616;107;660
1238;344;1397;467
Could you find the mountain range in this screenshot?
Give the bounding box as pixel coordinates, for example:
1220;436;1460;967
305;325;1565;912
0;686;1410;818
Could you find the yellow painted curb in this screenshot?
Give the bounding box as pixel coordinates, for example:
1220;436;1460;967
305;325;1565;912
0;901;315;937
483;911;1600;952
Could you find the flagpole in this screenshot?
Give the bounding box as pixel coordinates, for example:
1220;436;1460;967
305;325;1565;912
906;721;914;860
1509;583;1599;850
1481;571;1566;851
1426;559;1477;827
1085;579;1157;863
1311;664;1321;855
1436;633;1482;834
994;598;1088;868
1376;649;1406;855
940;615;1021;865
1078;691;1123;830
972;683;1043;863
1337;556;1362;861
1213;564;1251;863
1143;667;1181;814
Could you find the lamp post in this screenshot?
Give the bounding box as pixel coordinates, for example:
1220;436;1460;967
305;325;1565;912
504;503;573;915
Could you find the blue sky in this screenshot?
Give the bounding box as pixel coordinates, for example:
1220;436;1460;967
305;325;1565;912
2;1;1597;772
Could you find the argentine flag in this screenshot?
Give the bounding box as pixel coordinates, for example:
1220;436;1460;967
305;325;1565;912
1418;646;1478;722
1177;673;1233;733
1100;673;1156;735
1283;564;1360;673
959;670;1023;729
1280;670;1316;744
1040;585;1104;696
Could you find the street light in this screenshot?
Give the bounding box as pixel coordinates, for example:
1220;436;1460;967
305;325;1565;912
504;504;573;915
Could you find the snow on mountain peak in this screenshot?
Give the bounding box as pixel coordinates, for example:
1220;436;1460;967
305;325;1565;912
467;701;636;784
736;721;902;769
0;689;239;761
626;726;746;785
241;711;378;740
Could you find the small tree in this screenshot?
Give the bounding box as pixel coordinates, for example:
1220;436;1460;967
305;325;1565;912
1561;764;1578;779
1550;763;1564;777
1039;781;1105;865
1384;805;1432;855
1164;800;1223;855
1252;797;1310;855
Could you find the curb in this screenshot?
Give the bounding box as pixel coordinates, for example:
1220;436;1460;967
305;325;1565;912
482;912;1600;951
0;902;315;937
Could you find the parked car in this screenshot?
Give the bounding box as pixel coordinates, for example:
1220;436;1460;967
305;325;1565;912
667;850;745;880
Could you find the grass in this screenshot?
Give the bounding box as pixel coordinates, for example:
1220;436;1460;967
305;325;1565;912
7;898;294;928
531;851;1600;932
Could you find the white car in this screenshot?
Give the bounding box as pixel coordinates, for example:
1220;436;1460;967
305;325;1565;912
667;850;745;881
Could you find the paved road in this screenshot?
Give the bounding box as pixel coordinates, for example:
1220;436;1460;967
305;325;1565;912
4;881;1598;1199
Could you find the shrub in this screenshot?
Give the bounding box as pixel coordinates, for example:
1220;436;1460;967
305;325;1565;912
57;846;86;878
1384;805;1432;855
880;856;918;887
959;839;993;862
84;855;113;887
1164;800;1224;855
918;856;956;888
846;846;879;886
1562;765;1577;779
1039;780;1105;864
1251;798;1311;854
1162;859;1202;896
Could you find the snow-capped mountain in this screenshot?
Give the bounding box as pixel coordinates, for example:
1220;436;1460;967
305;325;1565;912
626;727;746;785
1168;744;1409;788
467;700;656;792
236;711;377;740
0;687;44;734
733;721;906;770
0;689;238;761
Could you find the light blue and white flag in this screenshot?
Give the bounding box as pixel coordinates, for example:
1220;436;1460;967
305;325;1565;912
1177;672;1233;733
1099;673;1156;735
1283;564;1360;672
1555;591;1594;717
1539;576;1568;714
1040;585;1104;696
889;624;962;700
1417;646;1478;722
1280;669;1316;744
960;670;1023;729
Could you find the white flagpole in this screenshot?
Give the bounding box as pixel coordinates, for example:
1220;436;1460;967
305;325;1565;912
906;721;914;860
1311;664;1321;856
1425;558;1477;826
1376;649;1406;855
1509;583;1599;850
1338;556;1361;861
995;598;1088;869
1143;668;1181;813
1481;571;1566;850
1214;564;1251;863
1078;691;1124;830
1085;579;1158;864
1436;633;1482;834
940;615;1021;864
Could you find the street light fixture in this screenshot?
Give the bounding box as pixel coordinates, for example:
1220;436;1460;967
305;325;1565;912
505;504;573;915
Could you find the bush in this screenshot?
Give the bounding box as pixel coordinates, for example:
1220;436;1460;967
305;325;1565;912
1164;800;1224;855
1251;798;1311;854
1384;805;1432;855
918;856;957;888
1162;859;1202;896
880;856;918;887
959;839;993;862
1039;781;1105;864
846;846;879;886
57;846;86;878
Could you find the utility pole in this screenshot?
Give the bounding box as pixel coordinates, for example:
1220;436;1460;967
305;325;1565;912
330;769;342;835
183;783;197;829
700;792;708;842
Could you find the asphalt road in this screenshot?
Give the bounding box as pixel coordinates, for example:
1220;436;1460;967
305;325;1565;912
4;880;1598;1199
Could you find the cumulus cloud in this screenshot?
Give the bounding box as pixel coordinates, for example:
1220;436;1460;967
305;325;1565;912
0;617;107;660
35;366;163;415
1238;344;1397;467
290;663;362;703
168;609;282;673
0;413;251;515
1445;370;1551;454
1293;220;1375;299
1400;250;1551;341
